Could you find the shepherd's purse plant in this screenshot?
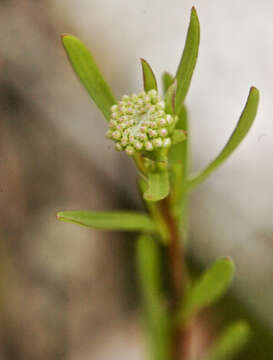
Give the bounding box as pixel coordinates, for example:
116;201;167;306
57;7;259;360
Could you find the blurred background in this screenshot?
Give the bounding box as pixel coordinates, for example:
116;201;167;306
0;0;272;359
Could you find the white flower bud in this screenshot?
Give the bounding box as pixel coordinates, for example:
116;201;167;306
134;141;143;150
121;137;128;146
106;130;113;139
111;104;118;112
163;138;171;148
148;129;157;138
159;118;167;126
157;101;165;109
153;138;163;148
166;114;173;124
145;141;153;151
148;89;157;97
112;130;121;140
125;146;134;156
115;143;123;151
159;128;168;137
139;133;147;141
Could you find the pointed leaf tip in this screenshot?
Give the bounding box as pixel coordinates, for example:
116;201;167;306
186;86;259;190
57;210;156;232
61;34;116;121
140;58;158;92
175;7;200;112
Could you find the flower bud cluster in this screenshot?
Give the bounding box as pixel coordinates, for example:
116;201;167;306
107;90;175;156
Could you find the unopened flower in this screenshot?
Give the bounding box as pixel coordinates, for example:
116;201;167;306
107;90;175;156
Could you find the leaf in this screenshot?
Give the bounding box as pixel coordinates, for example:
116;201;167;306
136;234;171;360
175;7;200;113
168;105;189;224
165;80;177;115
57;210;156;232
186;87;259;190
139;179;169;244
162;72;174;93
61;34;116;121
144;171;170;202
171;129;187;145
205;321;251;360
141;58;158;92
177;257;235;324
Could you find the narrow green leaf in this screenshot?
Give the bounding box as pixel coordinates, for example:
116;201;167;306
61;34;116;121
165;80;177;115
57;211;156;232
178;257;235;323
205;321;251;360
136;234;171;360
141;58;158;92
144;172;170;202
162;72;174;93
171;129;187;145
169;105;188;166
175;7;200;113
168;105;189;229
186;87;259;190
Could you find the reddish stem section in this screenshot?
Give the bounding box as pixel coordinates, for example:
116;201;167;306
159;196;188;359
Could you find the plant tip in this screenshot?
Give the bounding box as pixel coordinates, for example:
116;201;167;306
224;256;234;263
191;6;197;13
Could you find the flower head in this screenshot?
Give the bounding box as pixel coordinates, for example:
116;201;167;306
107;90;175;156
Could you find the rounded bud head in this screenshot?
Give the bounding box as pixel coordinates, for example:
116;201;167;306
159;128;168;137
163;137;171;148
112;130;121;140
115;143;123;151
125;146;134;156
145;141;153;151
152;138;163;148
108;90;175;157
